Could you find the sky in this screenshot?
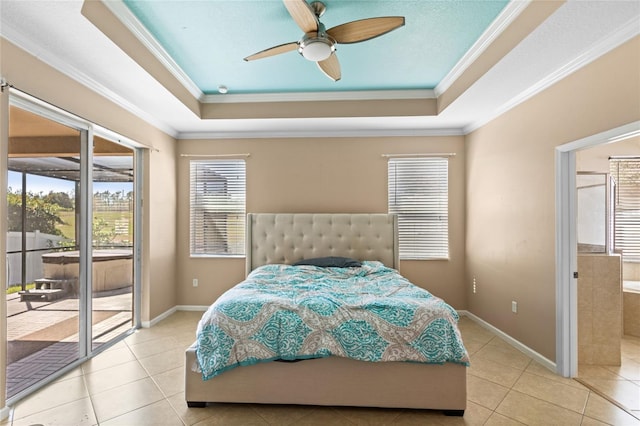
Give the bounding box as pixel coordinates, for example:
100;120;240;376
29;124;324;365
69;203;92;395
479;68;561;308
8;171;132;195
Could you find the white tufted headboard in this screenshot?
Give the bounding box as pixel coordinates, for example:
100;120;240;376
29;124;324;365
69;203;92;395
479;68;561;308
246;213;399;274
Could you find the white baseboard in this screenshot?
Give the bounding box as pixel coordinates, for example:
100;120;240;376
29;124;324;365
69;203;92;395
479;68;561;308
458;310;557;373
141;305;208;328
176;305;208;311
141;306;177;328
0;406;10;421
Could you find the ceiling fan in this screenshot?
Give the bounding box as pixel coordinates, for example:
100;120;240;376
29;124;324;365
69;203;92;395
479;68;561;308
243;0;405;82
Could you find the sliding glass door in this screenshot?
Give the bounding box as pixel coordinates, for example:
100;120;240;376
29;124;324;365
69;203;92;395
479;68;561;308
6;105;82;399
5;91;141;402
90;138;135;352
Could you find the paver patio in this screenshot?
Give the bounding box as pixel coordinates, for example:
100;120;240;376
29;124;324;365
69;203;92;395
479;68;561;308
5;288;133;399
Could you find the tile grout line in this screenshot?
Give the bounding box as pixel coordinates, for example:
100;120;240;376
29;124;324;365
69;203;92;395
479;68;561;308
574;377;640;421
487;357;603;424
581;393;609;426
497;356;610;420
488;357;532;425
145;367;189;426
80;369;100;426
127;334;192;425
89;380;166;425
466;334;529;424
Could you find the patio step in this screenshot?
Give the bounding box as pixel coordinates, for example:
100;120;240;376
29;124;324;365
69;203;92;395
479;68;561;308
34;278;75;291
19;289;68;302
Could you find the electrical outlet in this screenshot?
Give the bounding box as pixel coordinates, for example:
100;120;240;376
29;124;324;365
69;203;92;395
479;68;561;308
472;276;477;294
512;300;518;313
193;278;198;287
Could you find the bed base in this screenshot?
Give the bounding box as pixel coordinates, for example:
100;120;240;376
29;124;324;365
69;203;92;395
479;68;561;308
185;344;466;416
185;214;466;416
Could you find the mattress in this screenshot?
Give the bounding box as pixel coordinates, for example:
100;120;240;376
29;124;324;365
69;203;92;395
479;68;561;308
194;261;469;380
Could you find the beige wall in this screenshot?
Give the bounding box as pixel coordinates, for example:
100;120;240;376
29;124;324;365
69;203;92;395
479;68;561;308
577;136;640;172
466;36;640;361
0;39;179;322
176;136;467;309
0;37;178;409
143;140;178;321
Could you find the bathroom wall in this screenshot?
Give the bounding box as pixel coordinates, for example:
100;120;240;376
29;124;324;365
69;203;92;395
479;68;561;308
576;135;640;280
577;254;622;365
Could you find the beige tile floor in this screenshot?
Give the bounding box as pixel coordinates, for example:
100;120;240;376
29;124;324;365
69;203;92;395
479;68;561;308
2;312;639;426
577;334;640;420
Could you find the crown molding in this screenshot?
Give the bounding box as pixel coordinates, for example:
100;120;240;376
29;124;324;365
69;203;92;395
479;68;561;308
201;89;435;104
0;24;178;138
177;127;464;140
105;1;435;105
103;0;204;101
463;16;640;135
435;0;530;97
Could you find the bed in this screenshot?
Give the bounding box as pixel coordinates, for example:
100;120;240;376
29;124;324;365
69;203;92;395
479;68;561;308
185;213;468;415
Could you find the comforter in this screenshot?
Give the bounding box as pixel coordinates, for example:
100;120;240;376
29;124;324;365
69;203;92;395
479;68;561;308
195;261;469;380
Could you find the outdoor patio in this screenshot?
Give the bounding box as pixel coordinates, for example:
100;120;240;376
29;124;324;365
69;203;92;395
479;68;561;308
5;288;132;399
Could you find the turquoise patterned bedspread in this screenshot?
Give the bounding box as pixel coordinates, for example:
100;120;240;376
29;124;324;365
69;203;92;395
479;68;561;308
195;261;469;380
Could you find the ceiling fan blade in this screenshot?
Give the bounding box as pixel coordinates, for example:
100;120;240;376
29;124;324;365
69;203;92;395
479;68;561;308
243;42;298;61
283;0;318;33
327;16;405;44
317;53;341;82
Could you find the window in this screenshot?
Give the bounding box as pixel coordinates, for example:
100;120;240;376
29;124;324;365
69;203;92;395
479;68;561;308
388;157;449;260
610;158;640;261
190;160;246;256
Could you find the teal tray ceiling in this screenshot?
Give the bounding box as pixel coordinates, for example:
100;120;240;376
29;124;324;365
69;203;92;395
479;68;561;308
123;0;509;95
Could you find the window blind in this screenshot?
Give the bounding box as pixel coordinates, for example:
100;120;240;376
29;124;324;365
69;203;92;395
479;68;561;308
611;158;640;261
388;157;449;260
190;160;246;256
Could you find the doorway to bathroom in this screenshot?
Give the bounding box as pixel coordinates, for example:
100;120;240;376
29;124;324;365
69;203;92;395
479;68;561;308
556;121;640;418
575;145;640;416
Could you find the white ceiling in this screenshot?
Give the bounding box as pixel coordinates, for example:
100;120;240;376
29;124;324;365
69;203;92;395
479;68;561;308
1;0;639;139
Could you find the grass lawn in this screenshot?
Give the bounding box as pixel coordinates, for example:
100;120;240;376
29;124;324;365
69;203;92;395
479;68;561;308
6;283;35;294
57;209;133;241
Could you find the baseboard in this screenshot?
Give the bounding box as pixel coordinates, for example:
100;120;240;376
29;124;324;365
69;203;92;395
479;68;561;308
458;310;557;373
176;305;208;311
141;306;177;328
0;405;10;421
141;305;209;328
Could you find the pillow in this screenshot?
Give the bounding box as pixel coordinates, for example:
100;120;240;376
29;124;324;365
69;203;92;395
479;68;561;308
293;256;362;268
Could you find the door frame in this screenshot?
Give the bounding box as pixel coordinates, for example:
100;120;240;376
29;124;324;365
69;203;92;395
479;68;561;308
4;88;144;404
555;120;640;377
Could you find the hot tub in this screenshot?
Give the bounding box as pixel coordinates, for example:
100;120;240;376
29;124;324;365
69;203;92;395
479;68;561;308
42;249;133;293
623;281;640;337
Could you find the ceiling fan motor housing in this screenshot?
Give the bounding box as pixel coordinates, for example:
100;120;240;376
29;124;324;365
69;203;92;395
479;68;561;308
298;22;335;62
244;0;404;81
298;34;335;61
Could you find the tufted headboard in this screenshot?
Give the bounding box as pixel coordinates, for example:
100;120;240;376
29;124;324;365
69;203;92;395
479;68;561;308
246;213;399;274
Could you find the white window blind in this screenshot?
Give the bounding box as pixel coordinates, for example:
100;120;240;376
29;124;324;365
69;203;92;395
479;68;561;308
388;157;449;260
190;160;246;256
611;158;640;261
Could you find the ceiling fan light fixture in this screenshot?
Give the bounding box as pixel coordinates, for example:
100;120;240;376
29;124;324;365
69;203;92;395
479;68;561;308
244;0;404;81
299;37;334;62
